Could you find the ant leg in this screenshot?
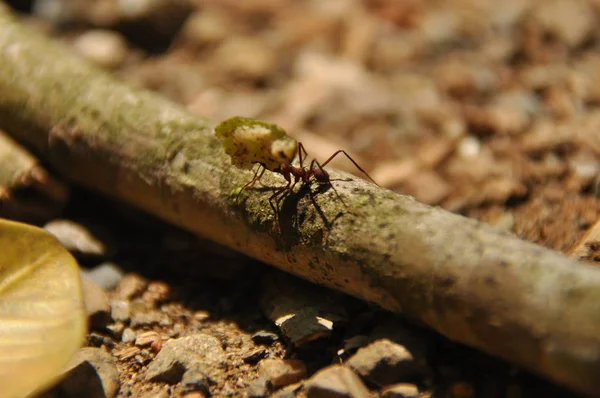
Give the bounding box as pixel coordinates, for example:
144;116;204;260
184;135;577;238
309;159;349;208
235;164;266;200
297;142;309;168
319;150;378;185
269;183;291;228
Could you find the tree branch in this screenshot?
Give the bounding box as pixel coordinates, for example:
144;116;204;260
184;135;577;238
1;5;600;395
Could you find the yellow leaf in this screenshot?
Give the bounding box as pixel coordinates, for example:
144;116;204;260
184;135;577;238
0;219;87;398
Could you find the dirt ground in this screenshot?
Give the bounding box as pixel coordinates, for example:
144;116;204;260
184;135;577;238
6;0;600;397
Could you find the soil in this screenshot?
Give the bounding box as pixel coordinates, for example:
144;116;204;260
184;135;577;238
6;0;600;397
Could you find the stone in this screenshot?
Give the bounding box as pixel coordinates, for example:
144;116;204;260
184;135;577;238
44;219;110;259
115;274;147;300
247;377;271;397
130;309;172;328
145;334;226;384
145;390;170;398
121;328;136;343
84;262;125;290
346;339;424;387
110;299;131;323
88;332;115;348
337;335;369;361
181;368;211;395
304;365;370;398
106;322;125;340
243;348;268;364
180;9;230;46
251;330;279;345
72;29;129;69
381;383;420;398
271;382;303;398
142;281;171;303
80;274;111;331
261;272;347;346
214;36;277;80
55;347;120;398
257;358;307;388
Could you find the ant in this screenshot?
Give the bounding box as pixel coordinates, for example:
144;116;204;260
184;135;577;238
214;116;377;222
240;142;378;219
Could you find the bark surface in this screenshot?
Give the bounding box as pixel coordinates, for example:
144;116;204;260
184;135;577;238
0;130;68;221
1;5;600;395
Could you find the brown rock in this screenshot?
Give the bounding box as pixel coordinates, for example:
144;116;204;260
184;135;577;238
346;339;424;387
44;219;111;259
381;383;419;398
115;274;147;300
145;334;226;384
258;358;307;388
80;274;111;331
304;365;371;398
55;347;120;398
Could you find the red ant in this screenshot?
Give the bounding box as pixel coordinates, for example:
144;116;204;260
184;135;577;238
239;142;378;219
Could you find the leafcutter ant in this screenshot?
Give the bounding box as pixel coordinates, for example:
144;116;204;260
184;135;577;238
215;116;377;220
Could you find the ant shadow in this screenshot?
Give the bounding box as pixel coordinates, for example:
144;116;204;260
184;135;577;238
272;179;351;247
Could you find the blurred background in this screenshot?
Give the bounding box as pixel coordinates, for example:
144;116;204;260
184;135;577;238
8;0;600;251
3;2;600;396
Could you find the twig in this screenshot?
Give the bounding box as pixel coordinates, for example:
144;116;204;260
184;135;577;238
1;5;600;395
0;130;68;221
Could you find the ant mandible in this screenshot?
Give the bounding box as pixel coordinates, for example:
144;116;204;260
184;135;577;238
215;116;378;217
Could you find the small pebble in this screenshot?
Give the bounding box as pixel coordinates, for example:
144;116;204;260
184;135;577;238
251;330;279;345
44;219;109;258
84;262;125;290
257;358;307;388
214;36;277;80
182;368;211;395
381;383;420;398
457;136;481;159
88;332;115;348
56;347;120;398
110;299;131;323
80;275;111;331
115;274;147;300
72;30;128;69
271;382;303;398
145;390;170;398
142;281;171;304
180;9;229;46
122;328;136;343
346;339;427;386
107;322;125;340
304;365;370;398
243;348;268;364
145;334;227;384
193;310;210;322
248;377;271;398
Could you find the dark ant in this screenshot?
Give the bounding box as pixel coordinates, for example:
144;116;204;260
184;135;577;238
238;142;378;219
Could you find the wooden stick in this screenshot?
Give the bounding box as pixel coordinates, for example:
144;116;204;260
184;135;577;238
1;5;600;395
0;130;68;222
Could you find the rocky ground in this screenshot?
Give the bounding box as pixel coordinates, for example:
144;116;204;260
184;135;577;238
5;0;600;397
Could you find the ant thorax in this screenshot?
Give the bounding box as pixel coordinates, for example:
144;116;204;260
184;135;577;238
215;116;297;171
